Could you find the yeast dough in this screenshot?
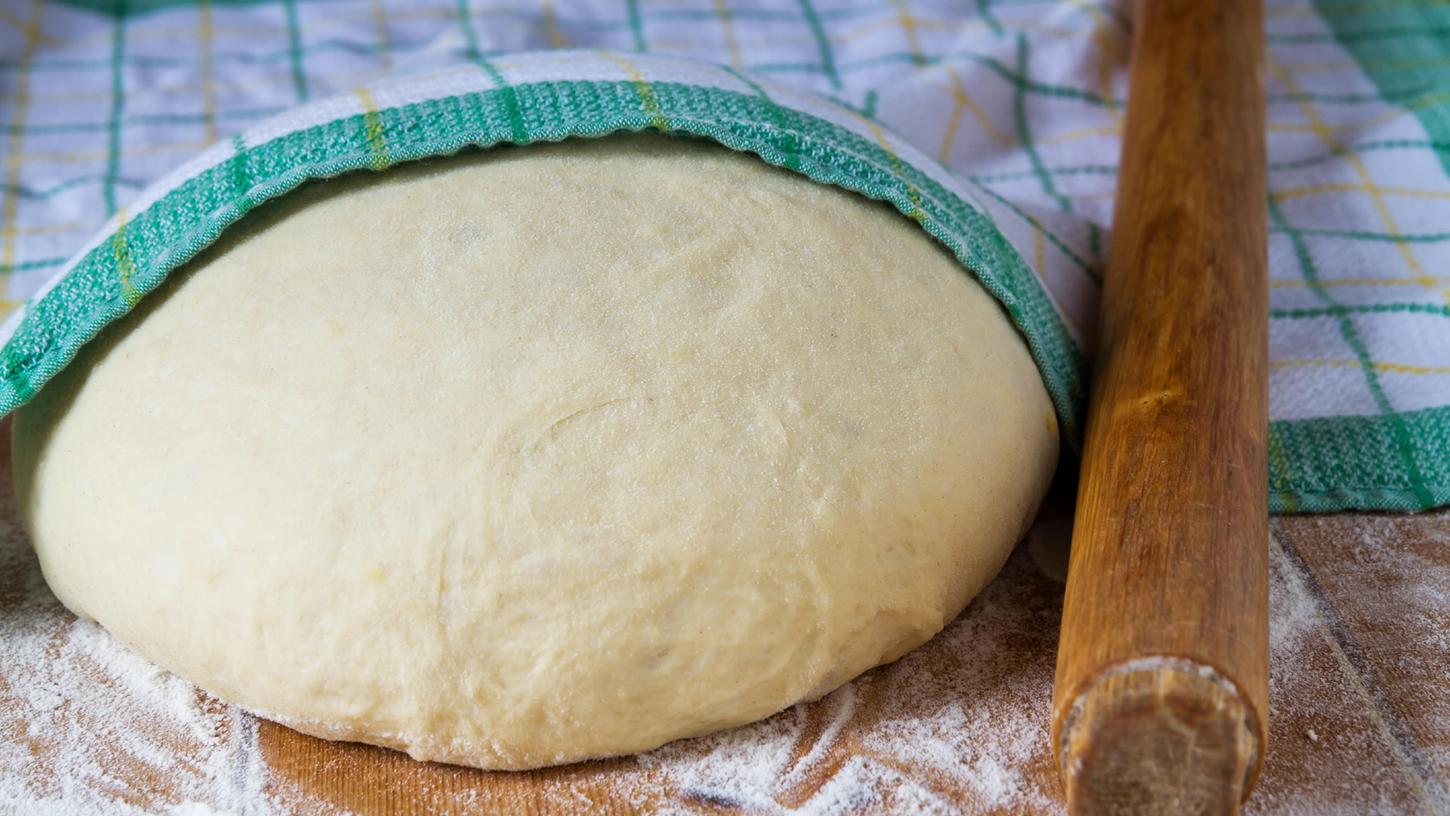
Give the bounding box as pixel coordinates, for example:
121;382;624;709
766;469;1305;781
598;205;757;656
14;135;1058;769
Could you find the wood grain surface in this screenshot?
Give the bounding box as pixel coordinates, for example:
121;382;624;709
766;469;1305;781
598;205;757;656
250;518;1450;816
7;481;1448;813
1052;0;1270;809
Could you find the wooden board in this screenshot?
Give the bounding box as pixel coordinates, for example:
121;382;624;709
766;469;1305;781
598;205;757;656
4;432;1447;813
252;513;1450;815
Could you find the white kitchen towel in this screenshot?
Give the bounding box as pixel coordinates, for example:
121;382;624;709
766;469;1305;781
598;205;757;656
0;0;1447;512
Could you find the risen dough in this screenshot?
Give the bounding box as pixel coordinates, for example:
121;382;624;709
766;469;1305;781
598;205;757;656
14;135;1057;769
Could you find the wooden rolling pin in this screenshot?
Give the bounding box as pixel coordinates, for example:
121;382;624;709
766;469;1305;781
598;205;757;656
1051;0;1269;812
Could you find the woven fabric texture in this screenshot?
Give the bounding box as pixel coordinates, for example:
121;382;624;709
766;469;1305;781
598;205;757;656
0;0;1447;513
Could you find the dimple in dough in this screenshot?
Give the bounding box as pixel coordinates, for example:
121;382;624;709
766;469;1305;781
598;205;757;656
14;135;1058;769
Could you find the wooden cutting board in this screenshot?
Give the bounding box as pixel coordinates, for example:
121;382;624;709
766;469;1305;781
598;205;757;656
3;419;1447;813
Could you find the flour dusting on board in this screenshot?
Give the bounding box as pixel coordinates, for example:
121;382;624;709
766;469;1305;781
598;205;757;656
619;550;1066;814
1245;519;1450;815
6;474;1448;814
0;482;1065;814
0;491;336;815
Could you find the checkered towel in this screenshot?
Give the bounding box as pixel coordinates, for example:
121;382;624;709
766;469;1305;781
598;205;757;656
0;0;1447;513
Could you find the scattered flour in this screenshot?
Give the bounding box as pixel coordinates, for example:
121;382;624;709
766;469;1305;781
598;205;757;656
1244;519;1450;816
0;483;338;816
621;550;1066;814
3;520;1068;815
5;475;1446;814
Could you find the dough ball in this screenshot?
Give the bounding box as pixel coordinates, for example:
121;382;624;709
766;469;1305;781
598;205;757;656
14;135;1058;769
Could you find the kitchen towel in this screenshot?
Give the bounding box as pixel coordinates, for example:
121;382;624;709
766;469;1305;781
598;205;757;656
0;0;1446;512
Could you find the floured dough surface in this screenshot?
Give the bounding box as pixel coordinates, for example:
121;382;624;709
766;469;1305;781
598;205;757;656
13;135;1057;769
